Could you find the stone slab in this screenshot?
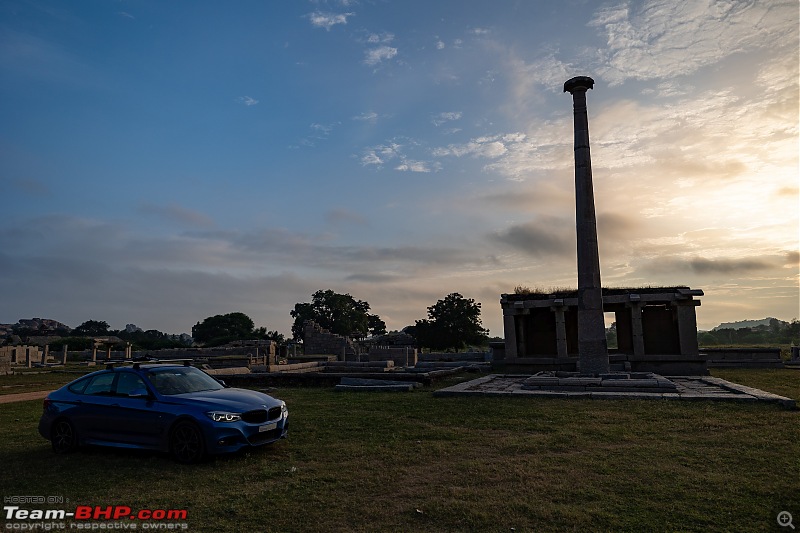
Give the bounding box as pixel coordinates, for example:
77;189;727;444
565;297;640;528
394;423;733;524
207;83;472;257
433;374;796;408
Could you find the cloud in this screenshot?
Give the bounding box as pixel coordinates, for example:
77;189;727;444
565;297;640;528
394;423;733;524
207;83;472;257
295;122;338;147
235;96;259;106
363;46;397;66
326;208;367;226
644;256;777;276
117;12;135;20
344;272;403;283
436;40;445;50
589;0;798;85
366;32;394;44
138;203;214;228
479;184;573;213
433;133;518;159
395;159;438;173
431;111;462;126
307;11;354;30
491;218;573;258
352;111;379;122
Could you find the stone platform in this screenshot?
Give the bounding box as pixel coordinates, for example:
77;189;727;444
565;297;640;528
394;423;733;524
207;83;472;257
434;373;796;409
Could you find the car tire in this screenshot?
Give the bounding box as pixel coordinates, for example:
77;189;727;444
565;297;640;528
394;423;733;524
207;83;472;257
169;421;206;464
51;418;78;454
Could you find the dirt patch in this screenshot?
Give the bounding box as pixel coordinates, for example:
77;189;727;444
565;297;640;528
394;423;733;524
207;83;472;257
0;390;51;404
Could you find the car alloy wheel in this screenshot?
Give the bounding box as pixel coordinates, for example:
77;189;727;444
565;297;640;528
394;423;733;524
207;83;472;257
51;419;78;454
170;421;205;464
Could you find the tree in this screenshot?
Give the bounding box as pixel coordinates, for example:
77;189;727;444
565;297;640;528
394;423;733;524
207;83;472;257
413;293;489;351
72;320;111;337
254;327;286;344
192;312;255;345
290;289;385;341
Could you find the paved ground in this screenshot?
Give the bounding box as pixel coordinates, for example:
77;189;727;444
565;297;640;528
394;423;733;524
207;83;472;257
0;390;52;404
434;374;796;409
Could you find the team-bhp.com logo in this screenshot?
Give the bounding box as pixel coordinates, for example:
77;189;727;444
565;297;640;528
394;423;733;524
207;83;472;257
4;505;188;529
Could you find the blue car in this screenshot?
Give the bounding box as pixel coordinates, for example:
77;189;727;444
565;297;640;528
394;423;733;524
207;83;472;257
38;360;288;463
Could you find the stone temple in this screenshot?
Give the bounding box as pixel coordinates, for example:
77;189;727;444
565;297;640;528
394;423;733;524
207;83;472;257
500;286;706;375
502;76;706;376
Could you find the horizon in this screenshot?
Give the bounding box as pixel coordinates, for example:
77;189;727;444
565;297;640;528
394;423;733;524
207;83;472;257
1;0;798;336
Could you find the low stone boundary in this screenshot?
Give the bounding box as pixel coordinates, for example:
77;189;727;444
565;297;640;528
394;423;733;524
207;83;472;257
702;348;784;368
252;362;324;374
203;366;251;375
334;377;420;392
418;352;488;362
415;361;491;370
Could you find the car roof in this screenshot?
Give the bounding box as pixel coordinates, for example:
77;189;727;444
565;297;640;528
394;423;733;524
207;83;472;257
102;359;194;371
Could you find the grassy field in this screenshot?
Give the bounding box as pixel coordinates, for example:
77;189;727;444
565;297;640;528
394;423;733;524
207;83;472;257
1;369;798;532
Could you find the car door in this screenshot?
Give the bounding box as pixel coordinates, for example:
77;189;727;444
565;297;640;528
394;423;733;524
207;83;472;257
106;371;168;447
73;371;119;442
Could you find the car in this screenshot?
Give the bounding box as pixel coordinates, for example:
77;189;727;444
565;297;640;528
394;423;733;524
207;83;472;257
38;360;288;463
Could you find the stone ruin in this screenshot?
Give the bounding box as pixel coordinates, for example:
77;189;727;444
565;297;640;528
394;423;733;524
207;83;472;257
501;287;706;375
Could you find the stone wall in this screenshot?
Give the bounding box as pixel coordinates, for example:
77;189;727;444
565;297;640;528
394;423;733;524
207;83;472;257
303;321;357;359
0;349;11;375
1;345;43;366
368;347;417;367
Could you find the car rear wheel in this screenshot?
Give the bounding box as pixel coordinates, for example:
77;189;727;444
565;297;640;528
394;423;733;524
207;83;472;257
51;419;78;454
169;421;206;464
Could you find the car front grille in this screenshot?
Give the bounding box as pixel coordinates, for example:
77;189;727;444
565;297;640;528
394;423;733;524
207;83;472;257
241;409;268;424
241;407;282;424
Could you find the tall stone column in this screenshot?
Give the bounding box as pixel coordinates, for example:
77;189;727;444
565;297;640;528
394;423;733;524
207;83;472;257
564;76;609;374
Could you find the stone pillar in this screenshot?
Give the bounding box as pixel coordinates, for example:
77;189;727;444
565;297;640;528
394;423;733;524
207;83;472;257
106;346;112;360
675;301;700;355
44;345;50;364
515;315;526;358
92;346;98;362
26;347;32;368
503;314;518;359
630;303;645;356
126;343;132;359
62;345;68;365
553;306;568;358
564;76;609;374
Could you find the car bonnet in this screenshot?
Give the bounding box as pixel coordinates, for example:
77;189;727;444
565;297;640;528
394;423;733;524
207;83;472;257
168;387;281;412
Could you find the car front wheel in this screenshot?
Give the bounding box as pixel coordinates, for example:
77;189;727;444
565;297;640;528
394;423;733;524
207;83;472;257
169;421;206;464
51;418;78;454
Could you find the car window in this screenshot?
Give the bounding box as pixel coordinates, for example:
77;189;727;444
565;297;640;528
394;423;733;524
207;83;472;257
83;373;116;396
147;367;224;396
115;372;148;396
67;377;90;394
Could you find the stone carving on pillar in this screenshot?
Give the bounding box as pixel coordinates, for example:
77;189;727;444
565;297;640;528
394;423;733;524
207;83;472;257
564;76;609;375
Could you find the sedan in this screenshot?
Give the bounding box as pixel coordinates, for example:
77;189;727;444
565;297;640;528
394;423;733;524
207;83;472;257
38;360;288;463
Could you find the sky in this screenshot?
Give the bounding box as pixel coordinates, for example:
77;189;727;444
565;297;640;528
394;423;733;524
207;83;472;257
1;0;798;338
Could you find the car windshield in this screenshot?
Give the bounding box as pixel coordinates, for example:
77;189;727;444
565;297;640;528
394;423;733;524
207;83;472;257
147;366;224;396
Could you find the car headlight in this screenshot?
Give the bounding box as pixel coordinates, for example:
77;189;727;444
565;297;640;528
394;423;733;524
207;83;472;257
207;411;241;422
281;401;288;416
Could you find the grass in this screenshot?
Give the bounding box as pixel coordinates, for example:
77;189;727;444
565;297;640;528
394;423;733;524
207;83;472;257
1;369;798;532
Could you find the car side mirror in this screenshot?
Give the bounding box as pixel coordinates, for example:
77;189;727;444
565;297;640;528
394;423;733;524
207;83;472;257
128;388;150;398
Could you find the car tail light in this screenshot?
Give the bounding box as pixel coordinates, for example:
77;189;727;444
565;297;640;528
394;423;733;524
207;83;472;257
43;398;52;412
